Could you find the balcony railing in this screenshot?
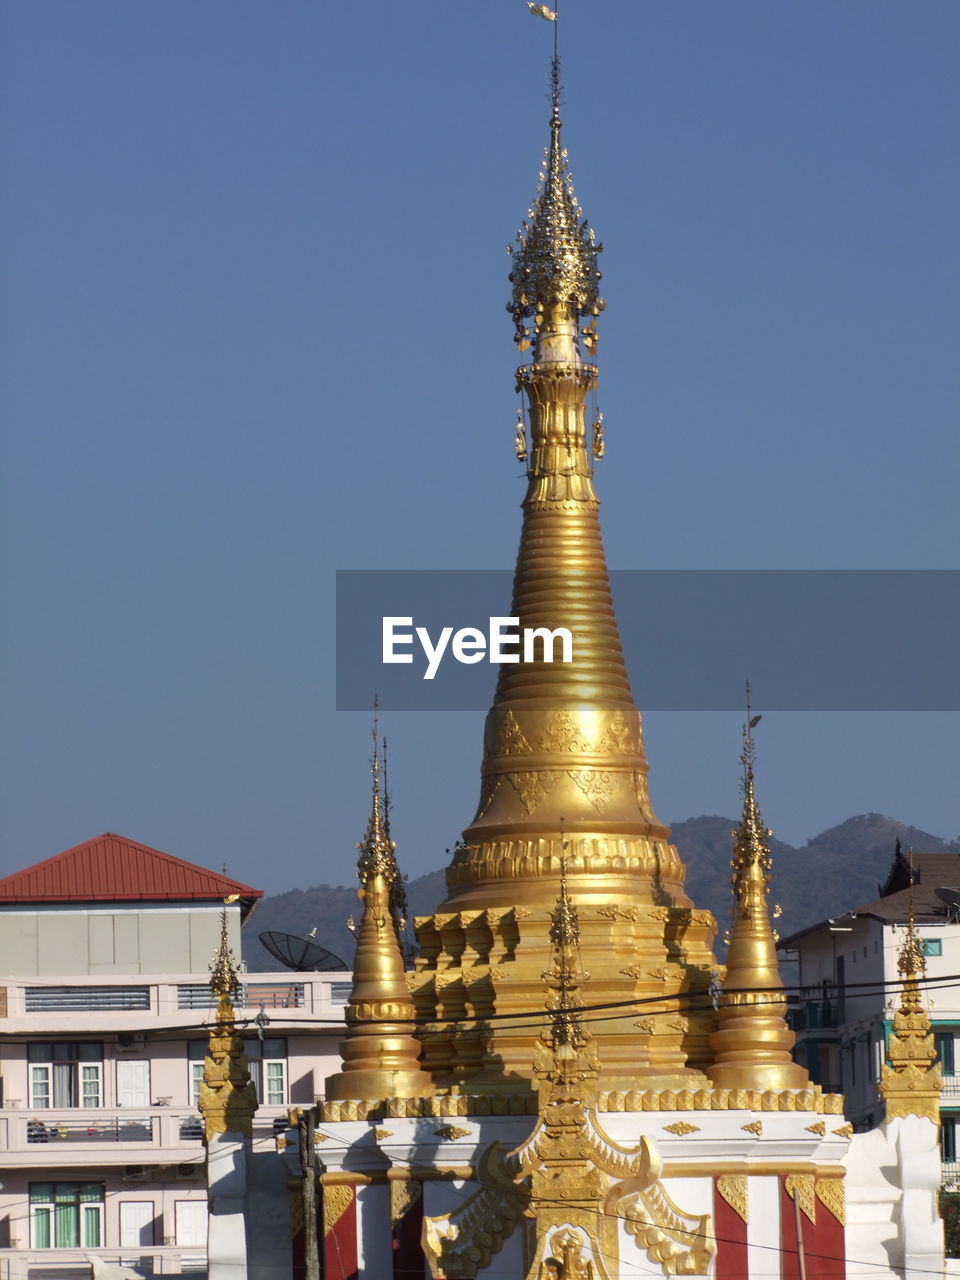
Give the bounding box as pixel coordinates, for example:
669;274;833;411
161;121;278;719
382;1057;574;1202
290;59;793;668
177;981;305;1010
0;1245;208;1278
26;1114;152;1143
1;1106;291;1159
787;999;841;1031
942;1075;960;1099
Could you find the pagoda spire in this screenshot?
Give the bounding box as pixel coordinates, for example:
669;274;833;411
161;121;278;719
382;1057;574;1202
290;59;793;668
449;54;683;901
708;700;808;1090
421;35;719;1093
879;884;942;1121
324;718;431;1102
198;908;259;1141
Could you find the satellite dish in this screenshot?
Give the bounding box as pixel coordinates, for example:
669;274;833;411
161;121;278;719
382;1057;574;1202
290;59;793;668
936;888;960;921
258;931;349;973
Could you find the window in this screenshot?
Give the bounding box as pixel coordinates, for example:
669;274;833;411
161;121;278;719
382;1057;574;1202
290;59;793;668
30;1183;103;1248
250;1039;288;1106
921;938;943;958
28;1043;102;1109
936;1032;956;1077
188;1041;206;1107
942;1117;957;1164
188;1037;287;1106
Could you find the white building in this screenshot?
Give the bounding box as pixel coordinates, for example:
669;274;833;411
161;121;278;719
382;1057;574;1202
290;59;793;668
0;832;348;1279
780;845;960;1180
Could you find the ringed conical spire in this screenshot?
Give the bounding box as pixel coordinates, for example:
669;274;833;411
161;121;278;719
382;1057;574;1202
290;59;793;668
324;722;431;1103
413;37;719;1093
708;701;808;1090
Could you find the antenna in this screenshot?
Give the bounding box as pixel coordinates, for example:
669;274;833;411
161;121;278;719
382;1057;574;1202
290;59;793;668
258;931;349;973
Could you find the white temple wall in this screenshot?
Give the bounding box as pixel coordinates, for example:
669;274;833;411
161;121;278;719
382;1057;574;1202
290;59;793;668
746;1174;781;1279
357;1182;392;1276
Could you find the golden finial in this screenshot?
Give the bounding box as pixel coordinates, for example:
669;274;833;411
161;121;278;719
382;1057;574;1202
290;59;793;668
198;903;258;1140
508;44;604;353
324;723;431;1102
708;691;808;1091
880;861;941;1122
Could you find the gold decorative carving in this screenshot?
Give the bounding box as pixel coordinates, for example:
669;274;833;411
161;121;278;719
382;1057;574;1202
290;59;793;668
496;709;532;755
275;1134;287;1150
667;1017;688;1034
421;1143;526;1278
434;1125;472;1140
540;1227;597;1279
505;769;561;814
373;1128;393;1139
514;906;533;920
620;965;645;979
567;768;616;812
832;1123;853;1138
647;968;668;981
390;1177;422;1227
635;1019;655;1035
596;710;633;754
620;1181;715;1275
805;1121;825;1136
323;1183;354;1235
539;710;592;754
741;1120;762;1135
647;907;670;922
663;1122;699;1136
815;1177;845;1225
784;1174;816;1224
716;1174;749;1223
314;1132;328;1144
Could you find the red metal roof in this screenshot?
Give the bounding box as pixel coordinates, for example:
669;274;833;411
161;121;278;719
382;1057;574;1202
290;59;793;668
0;833;262;910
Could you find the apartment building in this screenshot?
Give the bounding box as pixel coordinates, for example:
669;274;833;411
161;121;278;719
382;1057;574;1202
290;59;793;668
0;833;348;1279
780;844;960;1185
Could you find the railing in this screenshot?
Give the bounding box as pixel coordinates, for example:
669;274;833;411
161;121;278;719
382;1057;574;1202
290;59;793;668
176;982;305;1010
24;985;151;1012
26;1114;152;1143
942;1075;960;1099
0;1245;208;1277
1;1107;292;1157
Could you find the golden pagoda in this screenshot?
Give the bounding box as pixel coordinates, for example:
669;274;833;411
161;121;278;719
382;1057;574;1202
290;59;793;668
879;891;942;1122
324;722;433;1102
708;705;808;1090
409;52;719;1092
198;910;258;1141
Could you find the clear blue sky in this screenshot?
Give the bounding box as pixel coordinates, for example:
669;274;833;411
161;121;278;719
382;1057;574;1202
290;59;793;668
1;1;957;893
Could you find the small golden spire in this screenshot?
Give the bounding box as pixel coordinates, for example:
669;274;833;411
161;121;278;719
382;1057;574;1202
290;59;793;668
198;906;258;1140
708;697;808;1090
879;877;942;1121
535;834;598;1098
324;720;431;1102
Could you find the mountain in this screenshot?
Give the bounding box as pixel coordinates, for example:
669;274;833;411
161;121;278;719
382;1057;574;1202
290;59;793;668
241;815;959;970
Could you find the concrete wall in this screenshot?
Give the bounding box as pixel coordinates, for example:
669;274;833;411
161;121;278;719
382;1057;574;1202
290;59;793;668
0;903;241;976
